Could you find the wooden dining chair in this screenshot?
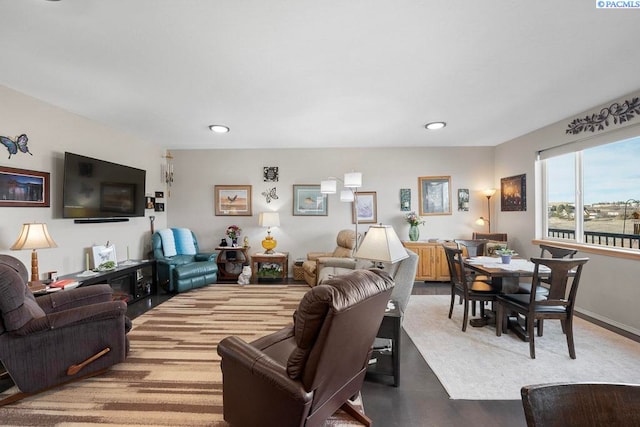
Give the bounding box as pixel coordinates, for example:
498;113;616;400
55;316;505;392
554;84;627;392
442;245;499;332
521;382;640;426
496;257;589;359
518;244;579;295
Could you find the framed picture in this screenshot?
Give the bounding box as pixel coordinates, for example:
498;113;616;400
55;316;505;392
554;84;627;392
418;176;451;216
400;188;411;211
458;188;470;212
155;191;164;198
501;174;527;211
293;184;328;216
0;166;50;207
353;191;377;224
215;185;252;216
92;245;117;270
154;202;165;212
145;196;155;209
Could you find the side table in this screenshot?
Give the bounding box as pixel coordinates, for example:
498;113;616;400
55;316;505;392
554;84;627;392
216;246;250;282
366;300;401;387
251;252;289;283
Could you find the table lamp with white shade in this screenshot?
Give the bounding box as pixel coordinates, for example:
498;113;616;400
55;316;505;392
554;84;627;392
10;222;58;284
259;212;280;254
354;224;408;268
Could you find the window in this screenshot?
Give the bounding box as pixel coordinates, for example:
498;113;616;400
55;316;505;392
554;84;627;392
542;136;640;250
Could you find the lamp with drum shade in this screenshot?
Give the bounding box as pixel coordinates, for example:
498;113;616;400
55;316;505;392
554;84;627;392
10;222;58;285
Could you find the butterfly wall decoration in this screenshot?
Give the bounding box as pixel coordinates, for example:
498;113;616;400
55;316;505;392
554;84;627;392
262;187;278;203
1;134;32;159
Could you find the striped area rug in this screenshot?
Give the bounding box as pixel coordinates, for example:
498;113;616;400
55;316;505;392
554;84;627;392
0;285;366;426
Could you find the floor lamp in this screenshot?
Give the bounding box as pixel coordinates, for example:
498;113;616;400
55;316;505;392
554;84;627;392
475;189;496;232
321;172;362;249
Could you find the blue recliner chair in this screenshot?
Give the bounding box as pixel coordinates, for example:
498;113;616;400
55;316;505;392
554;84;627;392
152;228;218;293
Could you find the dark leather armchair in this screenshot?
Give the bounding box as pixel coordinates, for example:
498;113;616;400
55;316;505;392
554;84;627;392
217;269;394;427
152;228;218;292
0;255;130;406
521;382;640;426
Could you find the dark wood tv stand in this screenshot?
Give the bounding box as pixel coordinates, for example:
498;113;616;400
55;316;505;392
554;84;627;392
59;259;156;304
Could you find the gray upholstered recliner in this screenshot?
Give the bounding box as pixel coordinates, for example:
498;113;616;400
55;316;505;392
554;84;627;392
0;255;130;406
152;228;218;293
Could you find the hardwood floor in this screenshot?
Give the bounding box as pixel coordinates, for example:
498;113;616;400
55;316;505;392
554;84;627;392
128;282;528;425
361;281;526;426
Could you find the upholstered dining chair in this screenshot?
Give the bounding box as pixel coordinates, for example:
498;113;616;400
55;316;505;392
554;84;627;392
521;382;640;426
517;244;578;295
442;245;499;332
454;239;491;284
0;255;130;406
217;269;394;427
496;257;589;359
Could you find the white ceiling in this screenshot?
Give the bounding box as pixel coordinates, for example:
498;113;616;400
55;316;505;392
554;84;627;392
1;1;639;150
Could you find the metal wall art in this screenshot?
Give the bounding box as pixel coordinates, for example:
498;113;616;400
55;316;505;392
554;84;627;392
263;167;279;182
1;134;32;159
566;97;640;135
261;187;278;203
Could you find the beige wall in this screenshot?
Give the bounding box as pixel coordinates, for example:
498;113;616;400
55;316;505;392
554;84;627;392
167;147;494;264
494;89;640;335
0;86;167;275
2;83;639;335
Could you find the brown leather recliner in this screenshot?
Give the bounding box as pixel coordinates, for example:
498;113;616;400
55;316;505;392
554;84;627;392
302;229;359;287
0;255;130;406
217;269;394;427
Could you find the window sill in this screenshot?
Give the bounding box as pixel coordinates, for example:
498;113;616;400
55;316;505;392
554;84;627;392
532;239;640;261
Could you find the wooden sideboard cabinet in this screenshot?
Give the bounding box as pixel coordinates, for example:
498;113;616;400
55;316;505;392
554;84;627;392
402;241;450;282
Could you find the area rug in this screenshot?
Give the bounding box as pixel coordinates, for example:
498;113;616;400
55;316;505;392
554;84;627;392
403;295;640;400
0;285;366;426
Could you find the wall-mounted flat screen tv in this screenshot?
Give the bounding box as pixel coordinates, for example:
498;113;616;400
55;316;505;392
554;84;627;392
63;152;146;219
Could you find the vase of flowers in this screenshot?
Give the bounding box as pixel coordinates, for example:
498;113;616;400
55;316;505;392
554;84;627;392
404;211;425;241
226;225;242;247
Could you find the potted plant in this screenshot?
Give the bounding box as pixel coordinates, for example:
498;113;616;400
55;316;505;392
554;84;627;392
404;211;426;241
495;248;516;264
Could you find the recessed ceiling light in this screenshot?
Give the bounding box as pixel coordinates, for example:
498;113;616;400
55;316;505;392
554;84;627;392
425;122;446;130
209;125;230;133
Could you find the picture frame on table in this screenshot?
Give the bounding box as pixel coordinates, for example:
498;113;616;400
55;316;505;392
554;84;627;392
215;185;252;216
0;166;50;207
500;174;527;211
293;184;328;216
418;176;451;215
353;191;377;224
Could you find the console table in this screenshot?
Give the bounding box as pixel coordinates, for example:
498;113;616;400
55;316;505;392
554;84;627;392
58;259;156;304
216;246;250;282
251;252;289;283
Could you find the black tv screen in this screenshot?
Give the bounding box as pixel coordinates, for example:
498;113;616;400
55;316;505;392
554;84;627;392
63;152;146;219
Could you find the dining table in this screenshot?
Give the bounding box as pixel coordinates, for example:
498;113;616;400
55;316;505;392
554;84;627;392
462;256;553;340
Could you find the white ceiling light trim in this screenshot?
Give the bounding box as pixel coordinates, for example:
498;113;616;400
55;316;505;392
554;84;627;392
425;122;446;130
209;125;230;133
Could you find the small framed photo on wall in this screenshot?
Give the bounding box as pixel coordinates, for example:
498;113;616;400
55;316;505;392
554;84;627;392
353;191;377;224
